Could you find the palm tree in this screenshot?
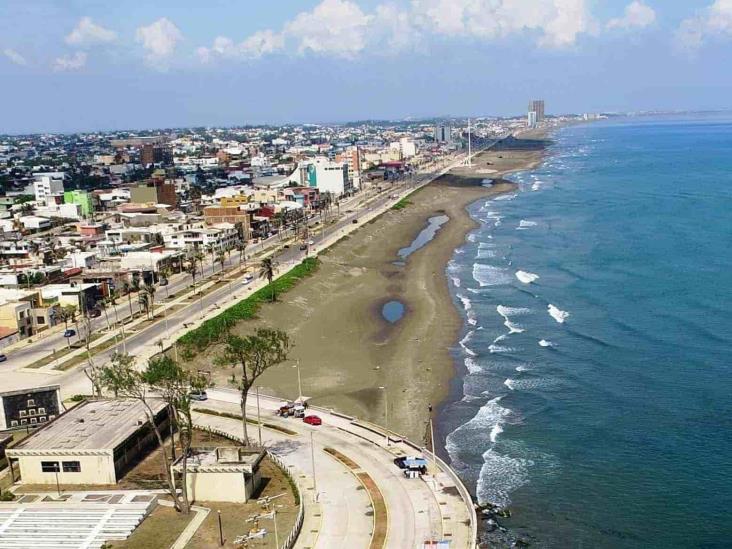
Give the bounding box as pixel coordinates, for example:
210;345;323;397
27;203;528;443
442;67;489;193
215;251;226;274
122;281;134;320
143;284;156;319
259;257;278;302
187;260;198;289
194;251;205;279
236;240;247;271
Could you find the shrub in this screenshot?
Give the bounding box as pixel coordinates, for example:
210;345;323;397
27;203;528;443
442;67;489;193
179;258;319;354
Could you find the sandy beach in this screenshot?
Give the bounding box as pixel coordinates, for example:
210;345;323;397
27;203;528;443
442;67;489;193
195;135;549;443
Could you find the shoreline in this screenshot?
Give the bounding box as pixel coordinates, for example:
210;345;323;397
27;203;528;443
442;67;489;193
192;131;552;445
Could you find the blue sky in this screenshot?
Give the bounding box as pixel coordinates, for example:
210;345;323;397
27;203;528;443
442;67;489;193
1;0;730;133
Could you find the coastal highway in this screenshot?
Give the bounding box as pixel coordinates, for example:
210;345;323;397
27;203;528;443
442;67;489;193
0;165;431;372
0;155;460;397
193;388;475;549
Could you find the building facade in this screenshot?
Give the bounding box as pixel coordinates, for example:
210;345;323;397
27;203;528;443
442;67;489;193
64;190;93;217
528;100;545;122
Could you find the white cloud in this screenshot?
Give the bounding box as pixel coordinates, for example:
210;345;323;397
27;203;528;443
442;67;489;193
53;51;87;72
607;1;656;30
65;17;117;46
3;48;27;66
677;0;732;50
284;0;373;57
197;30;285;63
136;17;183;67
412;0;596;49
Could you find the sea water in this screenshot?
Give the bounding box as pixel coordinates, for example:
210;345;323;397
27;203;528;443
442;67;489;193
441;115;732;548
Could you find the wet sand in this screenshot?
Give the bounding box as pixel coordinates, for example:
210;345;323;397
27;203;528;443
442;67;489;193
198;137;549;442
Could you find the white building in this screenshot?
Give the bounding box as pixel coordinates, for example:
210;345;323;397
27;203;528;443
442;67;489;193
389;138;417;159
527;111;538;127
290;157;350;196
32;172;65;206
163;225;238;252
434;124;452;143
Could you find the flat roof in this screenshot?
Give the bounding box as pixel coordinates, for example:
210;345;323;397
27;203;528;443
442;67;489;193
10;398;166;452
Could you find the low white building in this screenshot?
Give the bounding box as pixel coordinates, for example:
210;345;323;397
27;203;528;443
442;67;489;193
32;172;65;206
163;225;238;252
172;446;264;503
7;399;169;486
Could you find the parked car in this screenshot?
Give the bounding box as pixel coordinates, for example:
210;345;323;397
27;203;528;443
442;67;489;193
87;309;101;318
159;278;169;286
283;244;290;249
0;354;7;362
299;244;307;250
189;390;208;401
63;329;76;338
352;219;358;224
393;456;428;473
303;415;322;426
308;240;314;245
242;274;254;285
277;401;296;417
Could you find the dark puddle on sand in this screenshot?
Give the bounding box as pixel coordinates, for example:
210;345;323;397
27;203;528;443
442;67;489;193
395;214;449;263
382;300;405;323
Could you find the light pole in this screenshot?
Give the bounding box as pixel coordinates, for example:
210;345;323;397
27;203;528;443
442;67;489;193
256;386;262;447
310;431;318;502
379;386;389;446
293;359;303;400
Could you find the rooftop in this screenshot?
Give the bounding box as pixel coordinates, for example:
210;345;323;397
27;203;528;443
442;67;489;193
10;398;167;452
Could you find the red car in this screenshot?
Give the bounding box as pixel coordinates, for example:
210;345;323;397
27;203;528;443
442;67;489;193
303;415;322;426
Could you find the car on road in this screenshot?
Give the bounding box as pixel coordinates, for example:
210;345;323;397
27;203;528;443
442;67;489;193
87;309;101;318
159;278;169;286
308;240;314;245
299;243;307;250
352;219;358;224
189;390;208;401
303;415;322;426
63;329;76;338
0;354;6;362
283;244;290;249
242;274;254;285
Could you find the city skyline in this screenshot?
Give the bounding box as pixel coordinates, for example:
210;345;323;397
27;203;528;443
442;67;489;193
2;1;732;133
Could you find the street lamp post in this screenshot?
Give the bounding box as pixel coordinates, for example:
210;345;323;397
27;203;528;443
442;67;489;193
256;386;262;447
379;386;389;446
310;431;318;502
293;359;303;400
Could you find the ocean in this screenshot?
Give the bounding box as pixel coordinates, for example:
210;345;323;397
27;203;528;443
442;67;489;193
440;115;732;548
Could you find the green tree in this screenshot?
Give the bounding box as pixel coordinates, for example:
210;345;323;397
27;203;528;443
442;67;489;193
215;251;226;274
99;353;185;512
215;329;289;443
259;257;278;302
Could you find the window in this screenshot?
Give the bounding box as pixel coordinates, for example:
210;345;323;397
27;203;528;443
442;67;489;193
41;461;60;473
28;409;35;416
27;399;35;407
62;461;81;473
10;420;17;427
20;419;27;425
39;416;46;423
38;407;46;415
30;417;37;424
36;316;45;325
19;410;26;418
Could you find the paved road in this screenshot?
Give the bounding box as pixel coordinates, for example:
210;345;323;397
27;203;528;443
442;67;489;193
0;158;459;397
194;388;474;549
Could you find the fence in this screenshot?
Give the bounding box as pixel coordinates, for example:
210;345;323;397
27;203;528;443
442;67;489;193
192;423;305;549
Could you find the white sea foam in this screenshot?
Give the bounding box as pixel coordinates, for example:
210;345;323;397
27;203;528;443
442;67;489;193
504;378;516;390
518;220;538;229
451;276;461;287
467;233;477;243
490;423;503;443
548;304;570;323
465;357;482;374
531;181;543;191
489;344;516;354
457;293;478;325
473;264;512;287
459;331;477;356
493;193;517;201
539;339;555;347
476;242;497;259
496;305;529;334
515;270;540;284
476;448;531;508
515;363;532;372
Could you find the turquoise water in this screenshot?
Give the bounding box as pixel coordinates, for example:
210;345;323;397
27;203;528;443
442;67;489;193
441;116;732;548
382;300;405;323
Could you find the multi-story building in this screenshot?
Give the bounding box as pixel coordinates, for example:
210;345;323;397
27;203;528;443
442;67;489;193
163;225;239;252
203;206;251;236
336;146;361;189
434;124;452;143
527;111;538;128
140;144;172;166
130;179;177;208
290;158;350;196
528;100;545;122
33;172;65;206
64;190;94;217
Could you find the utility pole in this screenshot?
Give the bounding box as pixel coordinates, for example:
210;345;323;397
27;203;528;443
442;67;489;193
256;386;262;447
310;431;318;502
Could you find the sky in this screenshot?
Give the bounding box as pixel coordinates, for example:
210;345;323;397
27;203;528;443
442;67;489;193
1;0;731;134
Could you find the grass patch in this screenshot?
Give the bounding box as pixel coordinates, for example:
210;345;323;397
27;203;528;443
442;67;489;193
179;258;319;354
107;504;192;548
193;407;297;436
391;198;412;210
